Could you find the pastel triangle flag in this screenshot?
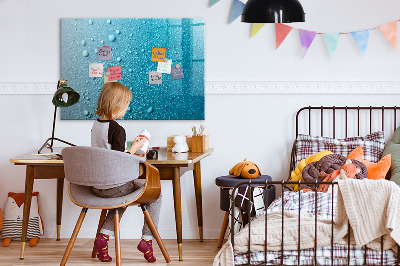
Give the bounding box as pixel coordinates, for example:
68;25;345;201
378;21;397;50
275;23;293;49
229;0;245;24
351;29;370;55
209;0;220;7
251;23;266;38
298;29;317;58
323;33;341;58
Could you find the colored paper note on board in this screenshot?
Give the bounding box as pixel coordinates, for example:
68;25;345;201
171;65;184;80
157;59;172;74
107;66;122;81
151;48;167;62
98;46;111;60
89;63;103;77
149;71;162;84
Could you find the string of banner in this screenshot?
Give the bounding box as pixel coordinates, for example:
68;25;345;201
210;0;398;58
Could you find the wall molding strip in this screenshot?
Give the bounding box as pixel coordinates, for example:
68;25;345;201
1;81;400;95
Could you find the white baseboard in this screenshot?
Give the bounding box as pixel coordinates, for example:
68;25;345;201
1;81;400;94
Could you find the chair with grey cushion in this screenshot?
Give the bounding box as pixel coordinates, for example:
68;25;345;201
60;146;171;266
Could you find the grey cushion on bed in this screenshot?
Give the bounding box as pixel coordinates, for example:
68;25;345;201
69;180;145;207
62;146;145;188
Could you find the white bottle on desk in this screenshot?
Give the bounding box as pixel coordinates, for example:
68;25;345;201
136;129;150;154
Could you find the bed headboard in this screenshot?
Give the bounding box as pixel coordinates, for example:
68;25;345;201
290;106;400;179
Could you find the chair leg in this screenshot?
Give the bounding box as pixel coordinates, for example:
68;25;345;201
217;211;230;248
114;209;121;266
141;205;171;263
60;208;88;266
92;209;108;258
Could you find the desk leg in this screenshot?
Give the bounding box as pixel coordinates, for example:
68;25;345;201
172;167;183;261
20;165;35;259
56;178;64;241
193;161;203;242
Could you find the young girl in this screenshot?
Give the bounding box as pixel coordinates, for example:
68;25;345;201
91;82;162;263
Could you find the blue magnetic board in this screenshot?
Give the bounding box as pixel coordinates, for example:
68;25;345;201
61;18;205;120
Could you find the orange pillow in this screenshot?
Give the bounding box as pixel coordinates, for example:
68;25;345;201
347;146;391;180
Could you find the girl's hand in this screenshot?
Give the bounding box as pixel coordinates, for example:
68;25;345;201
129;137;147;155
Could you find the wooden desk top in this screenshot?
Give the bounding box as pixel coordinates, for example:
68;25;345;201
10;147;214;166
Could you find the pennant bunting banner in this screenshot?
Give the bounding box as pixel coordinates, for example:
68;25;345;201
207;2;400;58
275;23;293;49
251;23;266;38
351;29;370;55
298;29;317;58
209;0;220;7
378;21;398;50
229;0;245;24
323;33;341;58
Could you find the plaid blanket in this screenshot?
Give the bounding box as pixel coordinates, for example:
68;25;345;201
234;191;397;265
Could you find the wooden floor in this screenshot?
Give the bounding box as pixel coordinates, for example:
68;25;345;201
0;239;221;265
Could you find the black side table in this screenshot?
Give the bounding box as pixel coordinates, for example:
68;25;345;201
215;175;275;248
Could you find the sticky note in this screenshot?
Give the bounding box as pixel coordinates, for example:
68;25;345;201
149;71;162;85
157;59;172;74
89;63;103;77
98;46;111;60
107;66;122;81
171;65;184;80
151;48;167;62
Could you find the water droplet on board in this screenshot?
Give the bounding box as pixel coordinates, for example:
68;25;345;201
129;33;133;37
147;107;153;114
94;48;98;54
88;19;93;25
115;29;120;34
81;40;86;46
108;35;116;42
128;69;132;72
100;40;104;44
82;50;89;57
84;110;89;115
107;19;111;24
116;57;121;62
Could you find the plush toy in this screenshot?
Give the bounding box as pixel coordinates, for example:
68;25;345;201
289;150;333;191
1;192;44;247
348;146;391;180
172;135;189;153
229;159;261;179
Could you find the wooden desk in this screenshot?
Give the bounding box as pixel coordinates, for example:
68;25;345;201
10;147;213;261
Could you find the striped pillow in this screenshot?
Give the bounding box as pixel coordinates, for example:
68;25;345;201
294;131;385;166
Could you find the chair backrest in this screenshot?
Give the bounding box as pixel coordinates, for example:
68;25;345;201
62;146;145;187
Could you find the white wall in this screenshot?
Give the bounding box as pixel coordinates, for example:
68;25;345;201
1;0;400;240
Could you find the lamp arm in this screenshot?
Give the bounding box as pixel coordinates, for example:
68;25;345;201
50;105;57;148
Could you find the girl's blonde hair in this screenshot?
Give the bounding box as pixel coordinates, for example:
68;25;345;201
95;82;133;120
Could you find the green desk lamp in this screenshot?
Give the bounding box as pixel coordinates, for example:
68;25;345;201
38;80;80;154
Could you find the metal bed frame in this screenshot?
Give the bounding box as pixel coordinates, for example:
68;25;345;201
230;106;400;266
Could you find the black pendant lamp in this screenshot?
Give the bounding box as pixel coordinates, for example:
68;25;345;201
242;0;305;23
